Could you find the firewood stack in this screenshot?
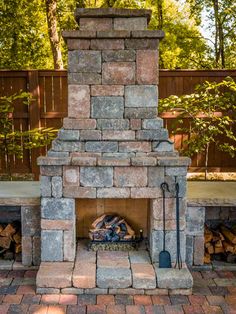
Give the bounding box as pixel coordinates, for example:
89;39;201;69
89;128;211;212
204;224;236;264
89;214;135;242
0;222;21;260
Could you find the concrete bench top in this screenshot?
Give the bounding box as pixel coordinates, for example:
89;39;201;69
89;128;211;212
0;181;235;207
0;182;40;206
187;181;236;206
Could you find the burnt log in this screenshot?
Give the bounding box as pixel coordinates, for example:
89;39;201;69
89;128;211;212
89;214;135;242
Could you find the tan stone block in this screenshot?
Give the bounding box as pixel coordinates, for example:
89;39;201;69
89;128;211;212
70;152;101;158
63;118;96;130
97;30;130;38
63;166;80;186
114;167;147;187
131;157;157;166
193;236;204;266
62;30;96;38
72;157;97;166
125;38;159;50
97;188;130;198
137;50;158;84
97;251;129;261
22;236;32;266
132;30;165;38
73;262;96;288
64;229;76;262
63;186;96;198
102;62;135;85
68;85;90;118
131;263;156;289
80;18;112;31
102;130;135;141
36;262;73;288
97;258;130;268
40;166;62;176
91;39;124;50
169;288;192;295
68;72;101;85
109;288;144;295
41;219;73;230
80;130;102;140
145;289;168;295
150;198;186;220
119;141;151;153
114;17;147;30
130;119;141;130
151;219;185;231
91;85;124;96
131;188;162;198
67;39;90;50
33;236;41;266
76;248;96;263
97;157;130;166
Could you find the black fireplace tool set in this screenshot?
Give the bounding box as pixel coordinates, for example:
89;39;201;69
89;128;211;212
159;180;182;269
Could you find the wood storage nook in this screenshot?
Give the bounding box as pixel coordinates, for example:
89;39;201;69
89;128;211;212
0;222;21;259
205;224;236;263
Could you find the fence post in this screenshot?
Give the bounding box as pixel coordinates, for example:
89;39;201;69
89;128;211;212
27;70;41;180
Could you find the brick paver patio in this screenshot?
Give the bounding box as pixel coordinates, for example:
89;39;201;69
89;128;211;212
0;269;236;313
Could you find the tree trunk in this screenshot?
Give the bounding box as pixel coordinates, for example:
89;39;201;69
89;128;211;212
218;21;225;68
212;0;220;67
45;0;64;69
157;0;164;68
204;142;210;180
157;0;164;29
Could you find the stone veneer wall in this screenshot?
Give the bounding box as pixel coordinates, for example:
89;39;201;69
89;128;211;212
37;8;191;264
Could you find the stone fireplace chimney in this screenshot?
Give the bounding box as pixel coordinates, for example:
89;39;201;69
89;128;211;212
37;8;193;294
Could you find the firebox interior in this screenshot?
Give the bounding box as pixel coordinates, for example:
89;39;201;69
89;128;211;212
76;198;150;239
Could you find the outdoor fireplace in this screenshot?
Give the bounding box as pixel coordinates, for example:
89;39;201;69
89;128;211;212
36;8;193;294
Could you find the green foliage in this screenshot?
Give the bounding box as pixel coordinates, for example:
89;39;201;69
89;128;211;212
0;0;235;69
0;92;57;177
147;0;210;69
0;0;52;69
159;77;236;173
0;0;77;69
186;0;236;68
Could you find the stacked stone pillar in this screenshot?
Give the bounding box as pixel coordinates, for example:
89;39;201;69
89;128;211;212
38;8;190;265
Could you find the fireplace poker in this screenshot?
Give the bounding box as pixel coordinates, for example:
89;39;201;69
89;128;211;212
175;182;182;269
159;182;172;268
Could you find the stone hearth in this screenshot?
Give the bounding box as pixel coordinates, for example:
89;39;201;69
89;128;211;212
36;8;193;294
36;240;192;294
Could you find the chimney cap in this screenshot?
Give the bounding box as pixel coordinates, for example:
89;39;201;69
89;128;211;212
75;8;152;23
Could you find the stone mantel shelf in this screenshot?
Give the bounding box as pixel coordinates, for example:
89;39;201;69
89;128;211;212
75;8;152;22
0;181;235;207
62;30;165;40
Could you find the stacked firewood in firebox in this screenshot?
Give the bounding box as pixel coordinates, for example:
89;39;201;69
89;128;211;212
89;214;135;242
0;222;21;260
204;224;236;263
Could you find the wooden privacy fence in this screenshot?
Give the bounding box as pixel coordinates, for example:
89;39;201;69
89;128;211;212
0;69;236;179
